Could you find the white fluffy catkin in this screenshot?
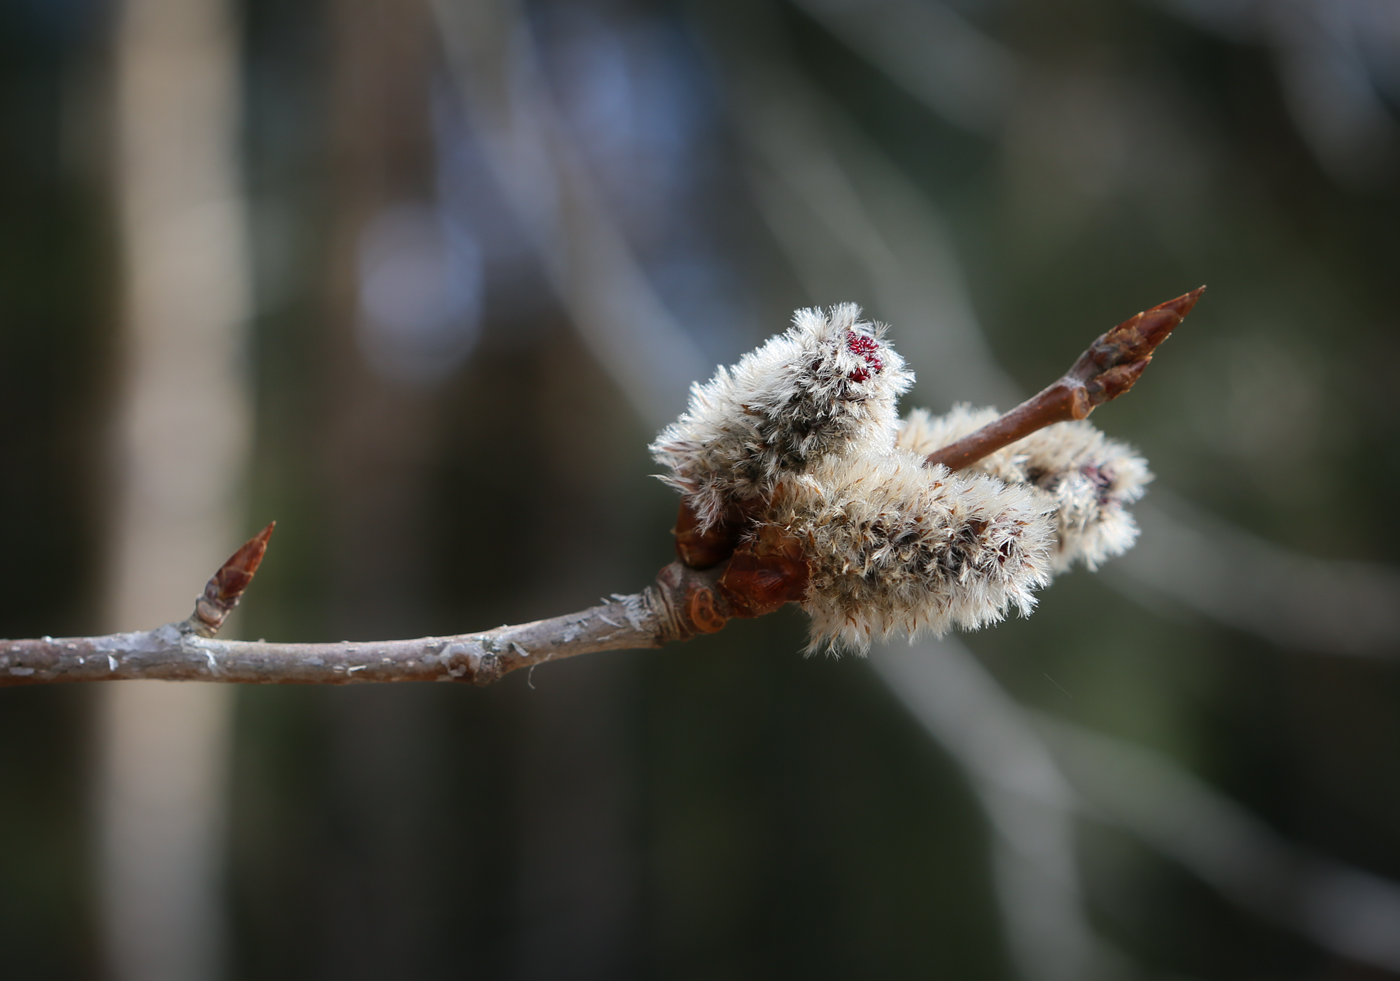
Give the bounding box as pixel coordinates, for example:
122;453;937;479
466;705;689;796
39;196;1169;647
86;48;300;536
898;405;1152;572
771;448;1057;653
650;304;913;530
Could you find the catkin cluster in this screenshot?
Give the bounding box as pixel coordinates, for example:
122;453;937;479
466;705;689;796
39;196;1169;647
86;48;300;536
651;307;1151;652
897;406;1151;572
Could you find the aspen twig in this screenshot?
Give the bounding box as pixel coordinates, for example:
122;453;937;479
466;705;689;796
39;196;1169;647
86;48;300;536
0;290;1201;687
0;557;727;688
925;287;1204;470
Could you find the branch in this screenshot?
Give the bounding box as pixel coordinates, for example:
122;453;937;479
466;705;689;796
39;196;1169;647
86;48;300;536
0;289;1201;686
1;551;728;687
925;287;1204;470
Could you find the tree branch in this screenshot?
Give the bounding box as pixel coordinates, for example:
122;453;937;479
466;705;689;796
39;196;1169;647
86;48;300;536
1;557;728;687
0;289;1201;686
925;287;1204;470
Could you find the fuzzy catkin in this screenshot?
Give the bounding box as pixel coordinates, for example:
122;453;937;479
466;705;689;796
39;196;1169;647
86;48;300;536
651;308;1154;653
898;405;1152;571
772;448;1056;653
650;304;913;530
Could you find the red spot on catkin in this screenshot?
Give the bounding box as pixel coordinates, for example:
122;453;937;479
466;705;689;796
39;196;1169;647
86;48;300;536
845;330;884;382
847;331;880;357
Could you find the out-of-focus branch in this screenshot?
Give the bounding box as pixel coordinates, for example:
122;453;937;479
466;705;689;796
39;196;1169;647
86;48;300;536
925;287;1205;470
788;0;1019;136
429;0;708;427
1118;492;1400;657
872;638;1116;981
1036;711;1400;971
102;0;252;974
879;636;1400;976
702;0;1023;408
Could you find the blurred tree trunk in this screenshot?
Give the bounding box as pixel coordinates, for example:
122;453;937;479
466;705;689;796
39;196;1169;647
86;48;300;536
308;1;645;973
314;1;444;975
98;0;252;977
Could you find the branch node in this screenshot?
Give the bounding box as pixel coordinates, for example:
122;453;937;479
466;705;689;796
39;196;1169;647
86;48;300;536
471;650;503;686
687;586;728;634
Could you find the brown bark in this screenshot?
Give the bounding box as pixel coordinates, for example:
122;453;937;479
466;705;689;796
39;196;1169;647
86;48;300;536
0;555;729;687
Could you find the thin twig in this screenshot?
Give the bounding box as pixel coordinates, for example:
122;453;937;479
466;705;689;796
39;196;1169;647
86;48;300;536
0;554;726;687
925;287;1205;471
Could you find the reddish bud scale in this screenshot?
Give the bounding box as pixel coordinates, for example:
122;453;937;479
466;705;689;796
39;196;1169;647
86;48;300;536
716;524;811;618
673;499;743;569
191;522;276;635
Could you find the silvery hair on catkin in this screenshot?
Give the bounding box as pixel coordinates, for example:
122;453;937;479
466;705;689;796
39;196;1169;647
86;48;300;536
899;405;1152;572
773;448;1057;653
650;304;913;531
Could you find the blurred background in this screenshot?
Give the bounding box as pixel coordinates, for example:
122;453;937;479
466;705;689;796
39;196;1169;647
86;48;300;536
3;0;1400;977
